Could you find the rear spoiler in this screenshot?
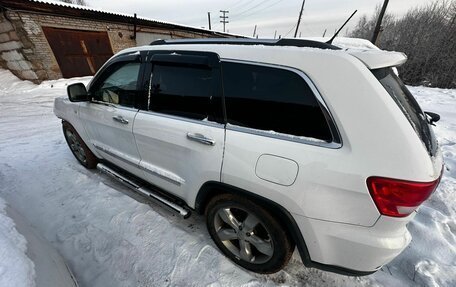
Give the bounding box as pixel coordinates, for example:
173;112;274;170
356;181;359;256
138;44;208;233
346;49;407;69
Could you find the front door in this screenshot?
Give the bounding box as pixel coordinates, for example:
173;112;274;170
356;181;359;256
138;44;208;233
79;53;144;175
133;52;225;205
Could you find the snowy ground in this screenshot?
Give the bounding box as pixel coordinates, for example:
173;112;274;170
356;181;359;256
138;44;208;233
0;69;455;287
0;197;35;287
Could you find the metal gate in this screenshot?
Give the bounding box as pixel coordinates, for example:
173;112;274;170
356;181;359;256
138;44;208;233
43;27;114;78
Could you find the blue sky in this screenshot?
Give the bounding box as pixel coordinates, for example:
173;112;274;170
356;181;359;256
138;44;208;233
88;0;431;38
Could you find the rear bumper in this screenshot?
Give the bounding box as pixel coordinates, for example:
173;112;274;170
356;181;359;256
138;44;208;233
294;212;413;273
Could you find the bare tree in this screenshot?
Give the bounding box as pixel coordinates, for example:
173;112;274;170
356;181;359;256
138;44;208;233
350;0;456;88
59;0;87;5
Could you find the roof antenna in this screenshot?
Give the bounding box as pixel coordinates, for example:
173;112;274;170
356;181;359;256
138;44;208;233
327;10;357;44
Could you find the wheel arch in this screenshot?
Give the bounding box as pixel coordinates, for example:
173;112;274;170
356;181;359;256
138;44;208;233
61;120;101;159
195;181;313;267
61;120;100;168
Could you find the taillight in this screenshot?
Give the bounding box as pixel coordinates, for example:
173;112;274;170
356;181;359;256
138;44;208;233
367;175;441;217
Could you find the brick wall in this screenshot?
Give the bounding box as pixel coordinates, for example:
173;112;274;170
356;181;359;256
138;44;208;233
0;10;222;83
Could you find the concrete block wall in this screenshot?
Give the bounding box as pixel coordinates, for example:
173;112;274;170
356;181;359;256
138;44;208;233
0;13;38;81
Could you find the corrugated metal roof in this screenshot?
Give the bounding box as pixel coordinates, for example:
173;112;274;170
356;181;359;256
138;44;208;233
10;0;240;37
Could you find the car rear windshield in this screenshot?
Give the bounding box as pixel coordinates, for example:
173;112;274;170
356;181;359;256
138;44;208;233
372;68;437;156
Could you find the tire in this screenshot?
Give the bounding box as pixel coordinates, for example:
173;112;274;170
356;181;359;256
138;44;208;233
62;121;98;169
205;193;294;274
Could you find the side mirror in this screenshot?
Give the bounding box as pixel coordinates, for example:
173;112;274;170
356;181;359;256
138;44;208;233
67;83;89;102
424;111;440;126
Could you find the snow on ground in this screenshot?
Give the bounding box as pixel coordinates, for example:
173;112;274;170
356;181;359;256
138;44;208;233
0;197;35;287
0;68;455;286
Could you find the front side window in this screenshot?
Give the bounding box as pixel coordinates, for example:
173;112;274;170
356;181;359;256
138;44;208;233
222;62;332;142
91;62;140;107
149;63;217;121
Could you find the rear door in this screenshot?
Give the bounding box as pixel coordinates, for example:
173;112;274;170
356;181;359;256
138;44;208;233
133;51;225;204
79;52;146;175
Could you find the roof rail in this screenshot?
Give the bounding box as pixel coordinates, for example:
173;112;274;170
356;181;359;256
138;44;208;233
150;38;341;50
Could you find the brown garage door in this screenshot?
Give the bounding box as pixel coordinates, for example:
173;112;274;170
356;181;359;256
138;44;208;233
43;27;114;78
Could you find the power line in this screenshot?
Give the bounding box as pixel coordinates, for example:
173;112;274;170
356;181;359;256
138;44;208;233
230;0;284;21
300;10;319;36
232;0;275;19
284;23;298;38
230;0;264;12
229;0;249;10
190;0;283;34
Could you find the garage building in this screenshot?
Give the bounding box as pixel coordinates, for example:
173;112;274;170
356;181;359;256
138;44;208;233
0;0;235;82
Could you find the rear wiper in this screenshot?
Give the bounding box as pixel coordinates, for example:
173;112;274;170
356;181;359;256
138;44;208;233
424;111;440;126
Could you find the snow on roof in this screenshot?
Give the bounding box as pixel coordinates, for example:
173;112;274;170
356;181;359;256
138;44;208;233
304;37;380;50
21;0;239;37
303;37;408;69
331;37;380;50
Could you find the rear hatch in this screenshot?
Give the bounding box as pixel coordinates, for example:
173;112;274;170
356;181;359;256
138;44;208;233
371;68;438;156
348;49;438;157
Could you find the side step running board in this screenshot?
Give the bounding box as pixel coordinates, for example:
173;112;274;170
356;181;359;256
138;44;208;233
97;163;191;218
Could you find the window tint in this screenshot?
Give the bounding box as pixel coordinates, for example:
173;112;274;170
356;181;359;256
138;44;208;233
372;68;437;156
222;62;332;141
149;64;216;121
92;62;140;107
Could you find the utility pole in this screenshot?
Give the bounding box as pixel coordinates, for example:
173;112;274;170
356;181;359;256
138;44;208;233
220;10;229;32
371;0;389;44
207;12;212;30
253;25;257;37
294;0;305;38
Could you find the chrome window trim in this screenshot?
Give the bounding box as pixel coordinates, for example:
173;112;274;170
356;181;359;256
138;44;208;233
138;110;225;129
220;58;343;149
226;124;340;148
90;100;139;112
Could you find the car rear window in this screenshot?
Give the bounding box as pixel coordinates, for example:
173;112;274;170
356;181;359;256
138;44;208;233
372;68;437;156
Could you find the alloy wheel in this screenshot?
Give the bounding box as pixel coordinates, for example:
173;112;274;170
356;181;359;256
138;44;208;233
65;129;87;164
213;206;274;264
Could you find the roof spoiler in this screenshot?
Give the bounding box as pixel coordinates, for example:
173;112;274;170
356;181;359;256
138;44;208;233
347;50;407;69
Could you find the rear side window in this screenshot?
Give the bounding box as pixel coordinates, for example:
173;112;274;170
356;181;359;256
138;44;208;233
222;62;332;142
372;68;437;156
150;64;217;121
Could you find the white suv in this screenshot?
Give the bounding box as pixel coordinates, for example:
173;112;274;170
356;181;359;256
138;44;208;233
54;38;443;275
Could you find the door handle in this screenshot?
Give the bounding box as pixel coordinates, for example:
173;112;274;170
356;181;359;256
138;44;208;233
112;115;129;124
186;133;215;146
